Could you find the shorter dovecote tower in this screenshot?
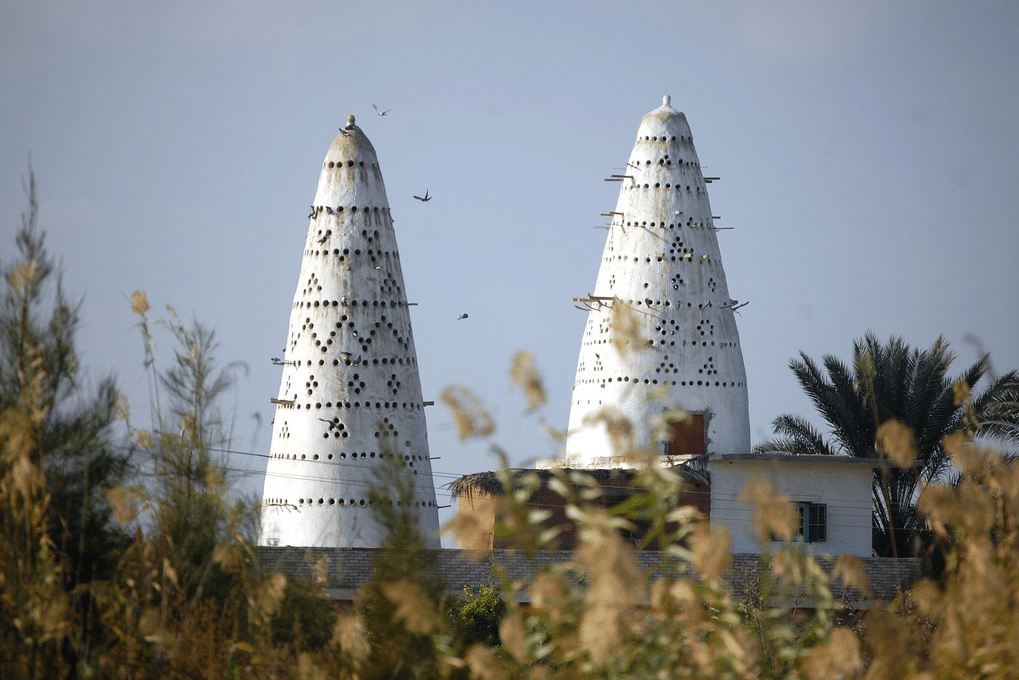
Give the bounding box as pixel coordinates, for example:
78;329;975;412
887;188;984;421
564;97;750;466
259;116;440;548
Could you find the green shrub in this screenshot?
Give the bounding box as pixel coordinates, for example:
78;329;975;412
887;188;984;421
270;579;337;651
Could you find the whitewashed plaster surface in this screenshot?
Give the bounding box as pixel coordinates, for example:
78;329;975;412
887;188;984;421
564;97;750;465
259;117;440;548
708;454;875;558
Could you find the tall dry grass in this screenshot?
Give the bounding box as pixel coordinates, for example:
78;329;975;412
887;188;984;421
3;342;1019;678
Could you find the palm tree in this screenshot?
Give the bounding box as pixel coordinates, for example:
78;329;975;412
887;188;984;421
754;332;1018;558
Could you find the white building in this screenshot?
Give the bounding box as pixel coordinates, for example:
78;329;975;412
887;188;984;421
563;96;750;467
708;454;876;557
259;116;440;548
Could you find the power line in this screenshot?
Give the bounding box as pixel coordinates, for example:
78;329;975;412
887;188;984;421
118;443;922;530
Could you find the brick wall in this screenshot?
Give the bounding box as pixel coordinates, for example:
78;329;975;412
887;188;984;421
258;547;919;606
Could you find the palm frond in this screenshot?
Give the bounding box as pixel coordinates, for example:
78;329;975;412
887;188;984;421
974;369;1019;444
825;352;874;455
755;414;835;456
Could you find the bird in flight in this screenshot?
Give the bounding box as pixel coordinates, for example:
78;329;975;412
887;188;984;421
457;313;468;320
372;104;390;116
413;189;431;202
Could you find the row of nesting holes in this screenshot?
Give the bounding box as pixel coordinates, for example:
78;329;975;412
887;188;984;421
600;225;702;263
309;229;385;253
314;228;381;244
325;160;368;168
626;184;702;191
574;377;744;388
299;498;434;508
632;156;699;167
607;253;711;264
272;400;423;411
280;356;417;368
639;135;690;142
297;298;406;309
272;451;424;464
615;220;706;229
264;497;436;508
310;204;388;219
582;336;735;348
294;401;422;411
591;298;719;309
582;337;722;349
303;247;400;273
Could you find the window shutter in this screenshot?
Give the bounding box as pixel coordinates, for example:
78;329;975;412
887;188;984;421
808;503;827;543
667;414;705;458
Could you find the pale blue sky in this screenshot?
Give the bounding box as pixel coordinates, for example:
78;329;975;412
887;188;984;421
2;0;1017;532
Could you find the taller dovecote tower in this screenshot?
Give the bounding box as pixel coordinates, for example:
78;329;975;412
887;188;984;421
259;116;440;548
564;97;750;466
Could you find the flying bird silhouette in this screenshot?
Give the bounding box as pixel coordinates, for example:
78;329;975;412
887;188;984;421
413;189;431;202
457;313;468;320
372;104;390;116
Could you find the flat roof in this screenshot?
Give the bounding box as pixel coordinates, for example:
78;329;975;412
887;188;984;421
709;453;899;468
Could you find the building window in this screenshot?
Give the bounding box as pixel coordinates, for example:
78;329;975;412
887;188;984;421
666;413;705;458
796;502;827;543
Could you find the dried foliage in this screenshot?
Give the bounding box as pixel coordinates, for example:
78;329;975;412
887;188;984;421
510;351;547;413
441;385;497;441
609;297;643;357
1;169;128;678
6;346;1019;680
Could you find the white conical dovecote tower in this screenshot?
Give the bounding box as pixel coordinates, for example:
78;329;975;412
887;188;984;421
564;97;750;466
259;116;440;548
